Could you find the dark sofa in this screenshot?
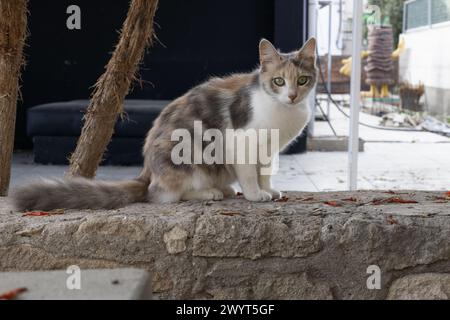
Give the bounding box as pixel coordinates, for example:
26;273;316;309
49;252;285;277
27;100;168;165
27;99;307;165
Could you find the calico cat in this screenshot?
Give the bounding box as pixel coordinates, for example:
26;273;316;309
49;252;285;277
12;38;317;211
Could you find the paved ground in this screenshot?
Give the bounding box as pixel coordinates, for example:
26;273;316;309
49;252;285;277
10;145;449;193
9;104;450;192
0;269;152;300
307;101;450;191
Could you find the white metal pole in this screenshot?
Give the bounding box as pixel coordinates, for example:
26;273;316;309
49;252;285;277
327;2;333;118
348;0;363;191
307;0;318;137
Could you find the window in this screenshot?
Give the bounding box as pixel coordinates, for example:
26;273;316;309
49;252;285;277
405;0;450;31
405;0;429;30
432;0;450;24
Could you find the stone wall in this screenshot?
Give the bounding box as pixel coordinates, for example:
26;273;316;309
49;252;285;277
1;191;449;299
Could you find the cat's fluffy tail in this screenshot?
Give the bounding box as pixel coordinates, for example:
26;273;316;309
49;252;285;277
11;177;150;212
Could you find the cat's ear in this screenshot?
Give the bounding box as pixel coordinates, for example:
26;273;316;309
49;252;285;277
298;37;317;58
259;39;281;69
297;37;317;66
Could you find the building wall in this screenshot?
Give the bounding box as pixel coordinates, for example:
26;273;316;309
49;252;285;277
16;0;306;149
399;24;450;120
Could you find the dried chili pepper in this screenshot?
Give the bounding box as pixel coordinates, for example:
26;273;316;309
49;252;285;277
0;288;28;300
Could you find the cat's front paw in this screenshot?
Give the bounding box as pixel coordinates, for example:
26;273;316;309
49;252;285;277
264;189;282;200
244;190;273;202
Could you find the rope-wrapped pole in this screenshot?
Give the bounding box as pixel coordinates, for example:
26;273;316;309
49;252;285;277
0;0;28;196
68;0;159;178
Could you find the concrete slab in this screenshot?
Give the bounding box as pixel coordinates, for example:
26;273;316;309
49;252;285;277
307;136;365;152
0;269;152;300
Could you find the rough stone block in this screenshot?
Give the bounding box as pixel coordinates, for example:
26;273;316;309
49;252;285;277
1;191;449;299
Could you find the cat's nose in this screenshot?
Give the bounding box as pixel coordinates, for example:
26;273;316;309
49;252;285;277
289;93;298;102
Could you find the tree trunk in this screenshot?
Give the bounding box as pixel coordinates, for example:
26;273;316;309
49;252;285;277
67;0;159;178
0;0;28;196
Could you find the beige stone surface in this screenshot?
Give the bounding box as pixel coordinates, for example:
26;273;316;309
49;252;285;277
388;274;450;300
1;191;449;299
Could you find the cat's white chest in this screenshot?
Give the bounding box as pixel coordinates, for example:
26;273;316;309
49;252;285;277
247;89;310;150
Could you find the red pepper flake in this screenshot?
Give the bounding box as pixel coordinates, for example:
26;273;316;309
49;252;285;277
386;215;399;225
0;287;28;300
324;201;342;207
372;197;418;205
274;196;289;203
387;197;418;204
22;209;65;217
436;192;450;203
23;211;51;217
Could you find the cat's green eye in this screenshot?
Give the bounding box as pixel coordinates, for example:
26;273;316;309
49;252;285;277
297;76;309;86
273;77;285;87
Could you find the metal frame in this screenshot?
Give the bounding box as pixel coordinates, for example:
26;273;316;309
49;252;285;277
428;0;432;29
307;0;333;132
403;0;408;33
